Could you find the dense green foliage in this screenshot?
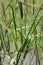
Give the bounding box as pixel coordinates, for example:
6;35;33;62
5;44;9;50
0;0;43;65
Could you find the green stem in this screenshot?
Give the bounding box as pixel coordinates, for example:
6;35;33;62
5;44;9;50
9;5;18;50
33;0;35;14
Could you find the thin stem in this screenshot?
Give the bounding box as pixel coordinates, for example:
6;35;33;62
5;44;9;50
1;0;7;21
33;0;35;14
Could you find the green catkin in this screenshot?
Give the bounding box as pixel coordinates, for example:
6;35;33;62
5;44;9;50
19;2;23;18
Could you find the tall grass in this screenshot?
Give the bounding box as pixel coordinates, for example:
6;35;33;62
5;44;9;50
0;0;43;65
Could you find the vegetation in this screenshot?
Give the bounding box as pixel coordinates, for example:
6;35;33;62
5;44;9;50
0;0;43;65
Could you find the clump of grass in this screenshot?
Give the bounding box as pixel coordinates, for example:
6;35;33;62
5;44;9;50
0;0;43;65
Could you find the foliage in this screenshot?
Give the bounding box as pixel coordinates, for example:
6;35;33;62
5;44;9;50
0;0;43;65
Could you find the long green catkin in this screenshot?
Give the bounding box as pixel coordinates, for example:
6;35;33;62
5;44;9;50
19;2;23;18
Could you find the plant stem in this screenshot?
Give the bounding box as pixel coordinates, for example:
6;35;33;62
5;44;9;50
33;0;35;14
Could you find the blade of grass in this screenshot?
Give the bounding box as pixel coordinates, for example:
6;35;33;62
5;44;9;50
8;5;18;50
1;0;7;21
0;27;7;54
27;4;43;38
